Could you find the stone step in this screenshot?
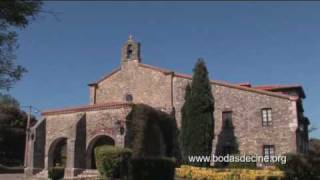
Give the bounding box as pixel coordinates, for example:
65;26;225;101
82;172;98;174
34;169;100;179
34;170;48;177
77;169;99;178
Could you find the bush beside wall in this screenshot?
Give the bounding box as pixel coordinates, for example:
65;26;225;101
125;104;181;160
277;153;318;180
94;145;132;179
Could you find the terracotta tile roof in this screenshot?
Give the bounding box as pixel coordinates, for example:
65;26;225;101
254;85;302;90
212;81;298;101
254;85;305;98
237;82;252;87
42;102;133;116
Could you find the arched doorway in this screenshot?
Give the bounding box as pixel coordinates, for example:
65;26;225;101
48;137;67;168
86;135;115;169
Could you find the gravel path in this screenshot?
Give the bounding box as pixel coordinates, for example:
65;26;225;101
0;173;26;180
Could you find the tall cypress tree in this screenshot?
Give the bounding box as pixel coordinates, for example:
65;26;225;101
180;58;214;167
180;83;192;163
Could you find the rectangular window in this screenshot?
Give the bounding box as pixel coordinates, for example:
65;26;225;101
263;145;275;159
261;108;272;126
222;111;232;129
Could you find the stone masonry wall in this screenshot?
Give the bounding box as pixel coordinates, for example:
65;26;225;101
94;61;173;109
42;62;299;176
92;62;299;156
173;76;298;156
85;107;131;148
42;106;131;174
45;113;84;157
44;112;85;174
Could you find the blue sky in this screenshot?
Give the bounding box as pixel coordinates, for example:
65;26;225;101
10;2;319;138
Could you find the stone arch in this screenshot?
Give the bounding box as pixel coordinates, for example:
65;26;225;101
47;137;68;168
127;44;133;59
86;134;115;169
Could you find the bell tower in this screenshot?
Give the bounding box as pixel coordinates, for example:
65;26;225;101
121;35;141;63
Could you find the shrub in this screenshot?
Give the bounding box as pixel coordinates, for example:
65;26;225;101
94;145;132;179
48;167;64;180
309;139;320;178
125;104;181;160
277;153;317;180
176;165;285;180
228;161;257;169
131;157;176;180
125;104;164;158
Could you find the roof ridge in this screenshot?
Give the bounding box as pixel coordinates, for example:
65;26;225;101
89;68;121;86
42;102;133;116
254;85;302;88
138;63;173;73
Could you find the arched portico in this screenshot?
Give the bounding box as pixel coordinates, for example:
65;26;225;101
47;137;67;168
86;134;115;169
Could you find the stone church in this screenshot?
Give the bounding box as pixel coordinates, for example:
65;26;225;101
25;36;309;178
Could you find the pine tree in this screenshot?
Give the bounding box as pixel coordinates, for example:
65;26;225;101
180;58;214;167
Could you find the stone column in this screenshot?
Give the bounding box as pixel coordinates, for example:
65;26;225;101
64;138;77;178
64;113;86;178
24;133;34;176
25;119;46;176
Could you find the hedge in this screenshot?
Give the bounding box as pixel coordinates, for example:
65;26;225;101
131;157;176;180
277;153;318;180
125;104;180;160
94;145;132;179
176;165;285;180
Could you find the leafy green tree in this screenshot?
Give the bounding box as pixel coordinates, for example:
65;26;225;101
0;0;42;90
180;58;214;167
0;93;19;107
0;94;36;166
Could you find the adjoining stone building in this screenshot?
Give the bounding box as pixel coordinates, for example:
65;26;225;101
25;36;310;178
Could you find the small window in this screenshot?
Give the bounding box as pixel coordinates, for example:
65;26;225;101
261;108;272;126
222;111;233;129
263;145;275;160
125;94;133;102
